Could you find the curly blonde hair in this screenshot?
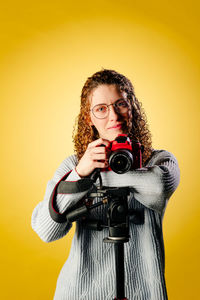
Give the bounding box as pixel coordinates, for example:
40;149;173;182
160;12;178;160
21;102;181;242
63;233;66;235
72;69;153;165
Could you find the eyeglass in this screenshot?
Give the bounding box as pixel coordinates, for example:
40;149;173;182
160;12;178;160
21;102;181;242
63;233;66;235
90;99;130;119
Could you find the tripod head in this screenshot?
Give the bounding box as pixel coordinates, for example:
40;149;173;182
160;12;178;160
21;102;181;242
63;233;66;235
66;183;144;244
100;186;130;243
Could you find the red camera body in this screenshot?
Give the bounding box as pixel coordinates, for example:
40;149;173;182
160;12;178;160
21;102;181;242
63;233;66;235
103;134;142;173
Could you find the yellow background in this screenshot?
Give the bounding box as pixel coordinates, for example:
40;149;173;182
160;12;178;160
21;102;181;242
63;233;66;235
1;1;199;299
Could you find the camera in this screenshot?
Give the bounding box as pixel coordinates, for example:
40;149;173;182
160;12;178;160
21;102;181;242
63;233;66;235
105;134;142;174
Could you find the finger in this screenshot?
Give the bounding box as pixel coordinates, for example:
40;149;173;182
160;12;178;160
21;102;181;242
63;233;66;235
98;138;110;147
88;138;110;148
93;147;107;154
92;153;108;161
94;161;108;169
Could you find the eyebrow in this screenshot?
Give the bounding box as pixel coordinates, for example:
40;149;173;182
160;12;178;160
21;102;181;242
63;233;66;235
93;98;126;106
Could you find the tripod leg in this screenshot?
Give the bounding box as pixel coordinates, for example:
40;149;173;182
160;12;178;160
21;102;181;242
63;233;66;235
114;243;126;299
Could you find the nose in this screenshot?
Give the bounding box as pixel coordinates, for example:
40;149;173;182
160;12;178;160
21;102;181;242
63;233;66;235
108;104;119;120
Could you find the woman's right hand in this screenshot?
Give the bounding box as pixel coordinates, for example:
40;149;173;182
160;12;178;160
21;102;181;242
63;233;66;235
75;138;110;177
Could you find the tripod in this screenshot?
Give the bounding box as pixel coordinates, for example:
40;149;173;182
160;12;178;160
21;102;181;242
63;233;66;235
103;187;130;300
66;185;144;300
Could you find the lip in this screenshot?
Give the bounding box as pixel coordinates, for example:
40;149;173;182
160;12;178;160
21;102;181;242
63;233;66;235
107;124;122;130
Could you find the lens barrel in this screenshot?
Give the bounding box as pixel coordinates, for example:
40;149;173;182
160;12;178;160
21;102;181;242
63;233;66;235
109;150;133;174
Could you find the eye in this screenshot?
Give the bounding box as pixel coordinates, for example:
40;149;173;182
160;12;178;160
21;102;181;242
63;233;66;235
117;100;128;107
94;104;107;113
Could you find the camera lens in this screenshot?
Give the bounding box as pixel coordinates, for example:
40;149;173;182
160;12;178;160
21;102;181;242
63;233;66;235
109;150;133;174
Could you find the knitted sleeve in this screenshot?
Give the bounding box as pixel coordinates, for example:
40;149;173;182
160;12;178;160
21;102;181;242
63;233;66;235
100;150;180;214
31;155;87;243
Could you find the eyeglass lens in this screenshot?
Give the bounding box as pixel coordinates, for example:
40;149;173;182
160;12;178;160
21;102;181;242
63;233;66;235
92;99;129;119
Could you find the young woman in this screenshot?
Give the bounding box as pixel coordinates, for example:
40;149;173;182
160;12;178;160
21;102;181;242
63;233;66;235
31;69;180;300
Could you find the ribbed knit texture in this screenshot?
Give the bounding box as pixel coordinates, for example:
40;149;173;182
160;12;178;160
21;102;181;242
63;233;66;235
31;149;180;300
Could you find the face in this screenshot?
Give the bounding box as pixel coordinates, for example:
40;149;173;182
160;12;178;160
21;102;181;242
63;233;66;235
89;84;131;141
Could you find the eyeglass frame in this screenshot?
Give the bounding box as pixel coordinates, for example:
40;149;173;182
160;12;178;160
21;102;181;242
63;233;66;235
90;98;131;119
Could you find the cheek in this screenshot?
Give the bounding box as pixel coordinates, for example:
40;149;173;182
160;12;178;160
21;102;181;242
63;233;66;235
122;112;132;128
89;112;96;126
91;117;107;132
121;112;130;122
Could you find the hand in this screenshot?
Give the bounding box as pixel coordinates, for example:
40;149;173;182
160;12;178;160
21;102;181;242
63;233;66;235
75;138;110;177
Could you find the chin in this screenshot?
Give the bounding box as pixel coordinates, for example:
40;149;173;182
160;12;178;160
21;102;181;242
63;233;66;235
106;131;124;141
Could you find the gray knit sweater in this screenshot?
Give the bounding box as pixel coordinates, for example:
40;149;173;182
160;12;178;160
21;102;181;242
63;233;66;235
31;149;180;300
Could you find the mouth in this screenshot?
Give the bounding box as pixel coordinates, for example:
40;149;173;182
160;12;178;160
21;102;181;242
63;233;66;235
107;124;122;130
